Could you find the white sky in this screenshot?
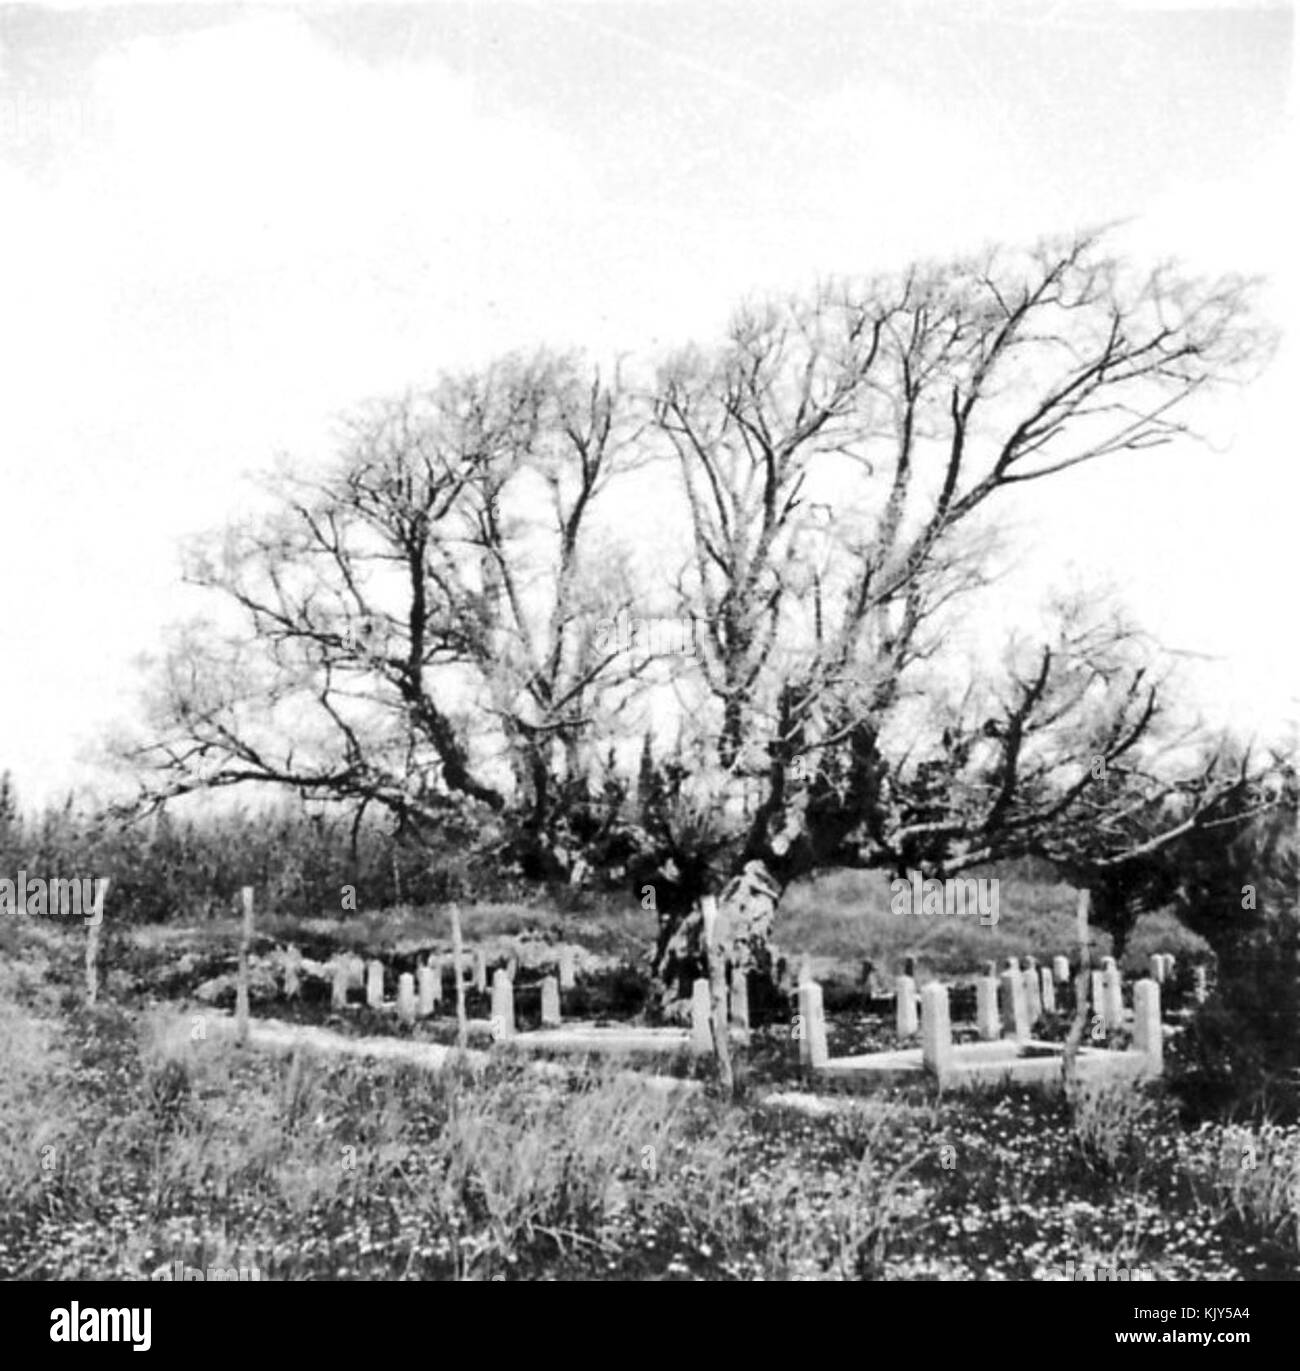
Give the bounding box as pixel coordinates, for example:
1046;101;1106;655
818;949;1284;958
0;2;1295;806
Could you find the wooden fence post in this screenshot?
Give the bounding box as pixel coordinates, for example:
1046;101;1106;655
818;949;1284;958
450;903;468;1053
236;886;253;1045
1062;888;1093;1093
85;921;101;1007
700;895;734;1094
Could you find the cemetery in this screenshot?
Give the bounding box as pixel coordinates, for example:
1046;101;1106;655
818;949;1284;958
200;887;1190;1103
4;868;1298;1284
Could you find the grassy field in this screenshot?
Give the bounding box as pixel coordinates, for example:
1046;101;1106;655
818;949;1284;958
1;888;1295;1282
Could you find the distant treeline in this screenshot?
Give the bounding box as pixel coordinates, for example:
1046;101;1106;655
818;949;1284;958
0;772;517;922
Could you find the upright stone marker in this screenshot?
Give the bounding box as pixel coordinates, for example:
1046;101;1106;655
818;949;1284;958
417;964;437;1017
491;969;515;1039
1193;965;1209;1003
1052;955;1070;985
541;975;561;1027
896;975;919;1037
1039;965;1056;1015
1102;965;1124;1031
1162;953;1176;982
690;978;714;1054
1023;967;1043;1026
331;958;348;1009
1090;969;1105;1023
429;956;443;1005
1132;978;1163;1074
283;944;302;999
397;973;416;1023
473;949;487;993
976;976;1000;1040
366;959;384;1009
1000;968;1029;1042
558;946;576;990
797;980;829;1069
920;982;953;1082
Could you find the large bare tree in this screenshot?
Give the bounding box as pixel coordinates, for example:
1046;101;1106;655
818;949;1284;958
121;229;1277;1005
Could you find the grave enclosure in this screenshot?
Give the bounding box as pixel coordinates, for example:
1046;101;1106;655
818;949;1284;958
805;955;1170;1092
310;942;754;1060
229;890;1179;1095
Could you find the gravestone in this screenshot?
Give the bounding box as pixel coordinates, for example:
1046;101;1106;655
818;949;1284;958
1052;955;1070;985
921;982;953;1079
1000;968;1029;1042
1023;968;1043;1026
691;979;713;1053
474;950;487;993
397;973;416;1023
558;946;576;991
1039;965;1056;1015
430;956;444;1005
283;945;302;999
797;980;828;1069
1090;970;1105;1023
490;969;515;1038
896;975;919;1037
976;976;1000;1040
366;960;384;1009
541;975;561;1027
417;964;437;1017
1102;966;1124;1031
1132;978;1163;1072
331;959;348;1009
1148;953;1166;985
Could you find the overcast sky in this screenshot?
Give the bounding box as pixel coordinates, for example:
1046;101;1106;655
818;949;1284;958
0;2;1295;806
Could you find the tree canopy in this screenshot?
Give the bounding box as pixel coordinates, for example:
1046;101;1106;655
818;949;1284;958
119;228;1282;995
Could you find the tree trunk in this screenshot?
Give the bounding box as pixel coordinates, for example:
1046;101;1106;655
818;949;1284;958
653;860;782;1017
